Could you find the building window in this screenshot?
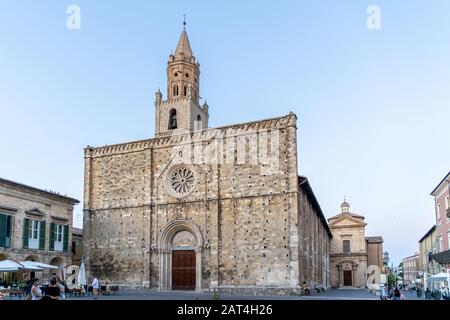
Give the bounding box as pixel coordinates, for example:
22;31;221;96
343;240;350;253
71;241;76;255
448;233;450;251
184;86;187;96
446;196;450;210
54;224;64;251
173;85;179;96
29;220;40;249
437;204;441;223
439;236;443;252
169;109;177;130
0;214;12;248
194;114;202;131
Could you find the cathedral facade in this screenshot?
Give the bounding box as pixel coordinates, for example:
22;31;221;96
82;28;331;294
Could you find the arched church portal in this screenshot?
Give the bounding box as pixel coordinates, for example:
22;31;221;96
158;220;203;291
337;261;358;287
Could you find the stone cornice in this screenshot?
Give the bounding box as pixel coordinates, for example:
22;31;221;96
0;204;19;214
330;224;367;230
330;252;367;258
0;178;79;205
50;215;70;222
329;214;367;229
156;96;191;107
25;208;46;219
83;190;299;212
84;113;297;159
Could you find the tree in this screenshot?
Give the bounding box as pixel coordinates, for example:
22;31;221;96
388;273;396;288
398;262;404;279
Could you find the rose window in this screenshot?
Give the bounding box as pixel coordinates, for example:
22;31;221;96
170;167;195;196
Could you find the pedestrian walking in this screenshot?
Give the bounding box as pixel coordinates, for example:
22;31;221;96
43;277;61;300
381;285;389;300
57;277;66;300
440;285;449;300
92;276;99;299
30;279;43;300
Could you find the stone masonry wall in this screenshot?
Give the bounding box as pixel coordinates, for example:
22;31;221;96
83;114;303;291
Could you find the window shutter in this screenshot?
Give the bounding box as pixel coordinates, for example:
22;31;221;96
63;224;69;252
0;214;6;247
23;218;29;249
49;222;55;251
6;215;12;248
39;220;46;250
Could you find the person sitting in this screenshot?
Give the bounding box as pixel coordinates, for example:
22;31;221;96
391;286;401;300
102;281;112;295
302;281;310;295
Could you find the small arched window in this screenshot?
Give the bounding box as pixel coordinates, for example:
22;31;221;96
169;109;177;130
173;85;179;96
195;114;202;131
184;86;187;96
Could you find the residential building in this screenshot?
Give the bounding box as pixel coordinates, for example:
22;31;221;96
418;225;440;287
430;171;450;271
0;177;79;281
402;253;420;287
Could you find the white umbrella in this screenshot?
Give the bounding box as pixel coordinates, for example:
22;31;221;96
20;261;58;270
426;273;450;291
18;261;43;271
0;260;23;272
427;272;450;281
77;262;87;287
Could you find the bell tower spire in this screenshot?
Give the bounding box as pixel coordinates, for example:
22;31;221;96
154;22;209;137
167;24;200;103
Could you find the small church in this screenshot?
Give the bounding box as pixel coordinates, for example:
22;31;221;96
82;25;332;294
328;201;384;288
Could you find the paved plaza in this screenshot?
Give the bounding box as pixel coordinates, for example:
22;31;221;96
67;288;422;300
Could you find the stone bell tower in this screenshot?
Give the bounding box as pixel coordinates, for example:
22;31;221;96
155;24;209;137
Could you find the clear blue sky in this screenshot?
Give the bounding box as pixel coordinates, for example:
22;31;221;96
1;1;449;265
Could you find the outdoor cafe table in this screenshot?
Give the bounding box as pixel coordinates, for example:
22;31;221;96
0;288;25;299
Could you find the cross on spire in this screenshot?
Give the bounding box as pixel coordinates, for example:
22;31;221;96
183;14;186;29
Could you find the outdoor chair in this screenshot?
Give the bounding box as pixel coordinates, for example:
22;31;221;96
110;285;119;295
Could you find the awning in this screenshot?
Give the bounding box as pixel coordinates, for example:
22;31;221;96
430;250;450;264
